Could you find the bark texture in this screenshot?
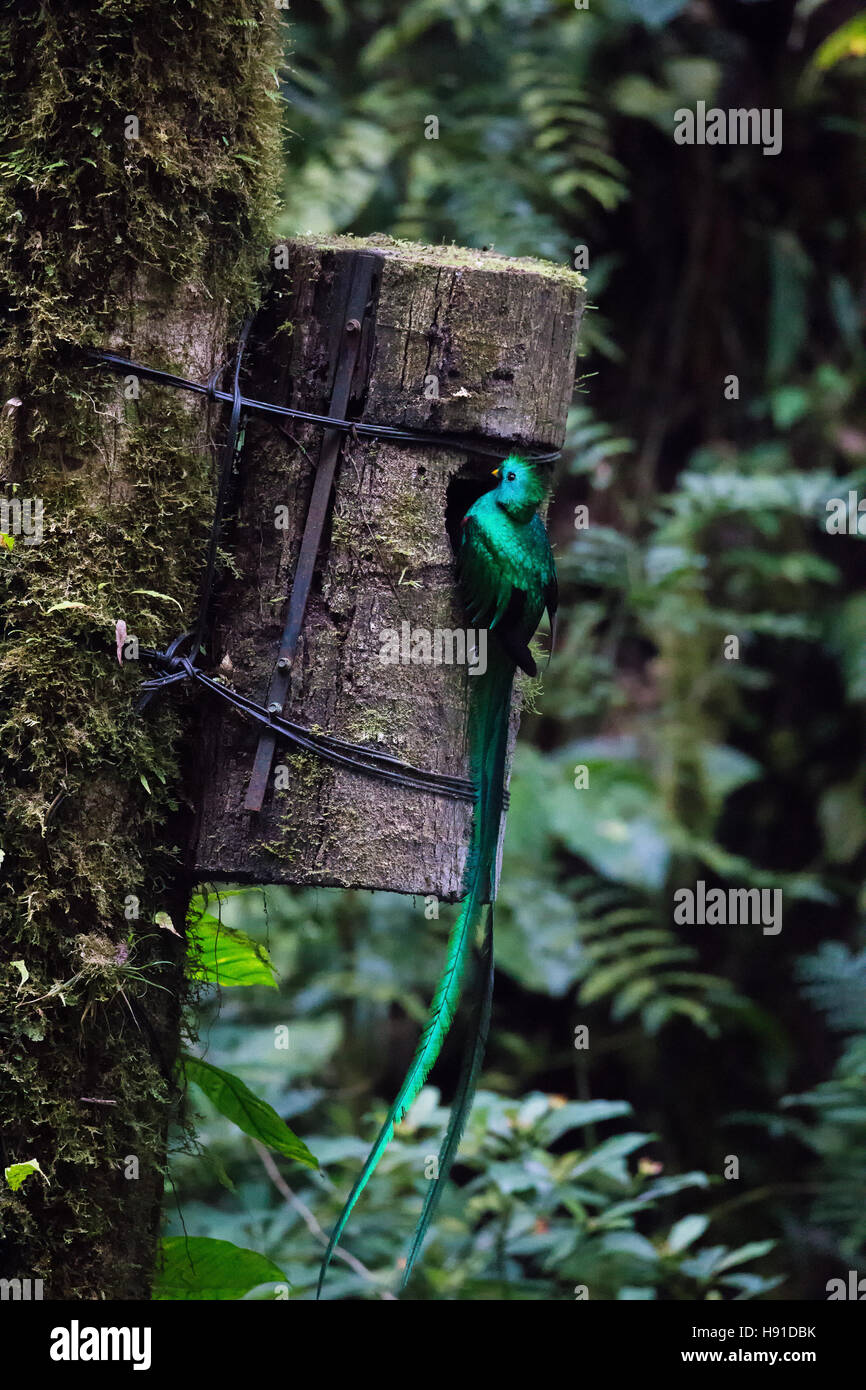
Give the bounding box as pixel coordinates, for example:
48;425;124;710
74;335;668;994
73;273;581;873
195;236;584;898
0;1;280;1299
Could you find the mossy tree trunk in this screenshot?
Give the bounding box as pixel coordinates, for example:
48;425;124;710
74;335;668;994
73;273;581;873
0;2;281;1299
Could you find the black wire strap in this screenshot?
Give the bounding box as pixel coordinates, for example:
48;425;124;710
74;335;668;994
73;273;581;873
91;333;485;804
86;348;562;465
139;634;475;804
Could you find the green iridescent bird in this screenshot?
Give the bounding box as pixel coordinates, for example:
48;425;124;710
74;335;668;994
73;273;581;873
318;456;557;1296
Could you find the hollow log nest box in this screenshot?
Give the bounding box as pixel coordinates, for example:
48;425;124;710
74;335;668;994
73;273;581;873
193;235;584;900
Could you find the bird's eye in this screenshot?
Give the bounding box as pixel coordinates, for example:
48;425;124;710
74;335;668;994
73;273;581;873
506;471;516;482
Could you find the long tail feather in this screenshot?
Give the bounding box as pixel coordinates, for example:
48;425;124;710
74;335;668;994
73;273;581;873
400;906;494;1289
316;882;480;1297
317;645;514;1297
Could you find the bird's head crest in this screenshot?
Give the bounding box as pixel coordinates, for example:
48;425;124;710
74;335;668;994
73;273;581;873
491;455;546;518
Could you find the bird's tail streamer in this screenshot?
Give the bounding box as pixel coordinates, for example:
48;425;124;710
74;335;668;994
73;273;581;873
400;906;494;1289
317;644;514;1297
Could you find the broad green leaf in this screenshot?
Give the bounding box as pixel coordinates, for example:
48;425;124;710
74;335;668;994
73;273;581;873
572;1131;654;1179
536;1099;632;1145
601;1230;659;1261
814;14;866;69
188;889;256;913
549;743;671;890
187;913;277;988
5;1158;48;1191
183;1054;317;1168
154;1236;288;1300
714;1239;775;1272
668;1213;709;1253
722;1273;787;1300
818;780;866;864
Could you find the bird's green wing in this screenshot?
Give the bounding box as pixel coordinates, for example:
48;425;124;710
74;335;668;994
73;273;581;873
458;513;514;630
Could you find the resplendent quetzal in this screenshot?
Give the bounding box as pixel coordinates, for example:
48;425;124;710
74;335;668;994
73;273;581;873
318;456;557;1295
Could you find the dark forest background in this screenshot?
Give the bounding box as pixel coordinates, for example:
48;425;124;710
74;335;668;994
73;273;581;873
165;0;866;1300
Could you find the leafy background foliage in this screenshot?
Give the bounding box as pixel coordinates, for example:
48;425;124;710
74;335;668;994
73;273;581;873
163;0;866;1299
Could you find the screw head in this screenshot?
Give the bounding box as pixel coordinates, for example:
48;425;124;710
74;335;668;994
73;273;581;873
267;702;281;715
276;657;289;671
345;318;361;334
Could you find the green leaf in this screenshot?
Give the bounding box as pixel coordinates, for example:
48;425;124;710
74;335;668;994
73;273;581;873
183;1054;317;1168
130;588;183;609
547;744;671;890
617;0;689;28
770;385;809;430
5;1158;48;1191
601;1230;659;1261
714;1239;775;1272
154;1237;288;1300
10;959;28;986
572;1131;653;1180
537;1099;632;1145
818;779;866;864
668;1213;709;1253
187;913;277;988
814;14;866;69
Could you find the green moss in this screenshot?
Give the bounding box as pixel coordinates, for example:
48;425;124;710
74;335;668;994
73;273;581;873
331;484;442;574
329;513;364;553
345;705;410;745
283;232;585;289
0;0;282;1298
278;749;327;790
377;489;440;566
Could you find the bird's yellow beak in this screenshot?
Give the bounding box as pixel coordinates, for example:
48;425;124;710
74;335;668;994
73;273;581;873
491;467;500;478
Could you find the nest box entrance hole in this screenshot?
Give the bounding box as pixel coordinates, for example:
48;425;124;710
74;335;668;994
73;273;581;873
445;466;498;555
